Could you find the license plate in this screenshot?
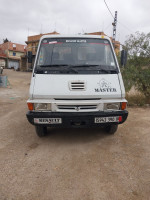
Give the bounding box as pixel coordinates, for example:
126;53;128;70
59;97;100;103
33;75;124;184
34;118;62;124
95;116;119;123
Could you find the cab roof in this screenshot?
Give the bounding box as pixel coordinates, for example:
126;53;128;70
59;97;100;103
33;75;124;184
40;34;111;42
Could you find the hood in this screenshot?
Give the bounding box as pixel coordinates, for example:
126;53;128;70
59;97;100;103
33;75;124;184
32;74;122;99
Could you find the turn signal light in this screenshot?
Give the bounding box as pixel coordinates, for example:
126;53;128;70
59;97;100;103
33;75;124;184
27;103;34;111
121;102;127;110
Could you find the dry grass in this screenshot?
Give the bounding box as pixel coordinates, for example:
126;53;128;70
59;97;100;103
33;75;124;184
126;86;150;106
126;94;148;106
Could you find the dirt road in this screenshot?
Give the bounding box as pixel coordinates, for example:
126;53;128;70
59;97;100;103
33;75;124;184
0;69;150;200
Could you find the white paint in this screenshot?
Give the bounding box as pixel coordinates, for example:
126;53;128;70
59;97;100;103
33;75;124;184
28;35;127;113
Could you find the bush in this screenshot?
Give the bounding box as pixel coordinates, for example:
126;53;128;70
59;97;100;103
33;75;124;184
120;32;150;102
126;93;148;106
121;66;150;99
121;66;136;92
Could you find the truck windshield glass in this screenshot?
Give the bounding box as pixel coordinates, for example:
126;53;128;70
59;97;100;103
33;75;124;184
35;38;118;74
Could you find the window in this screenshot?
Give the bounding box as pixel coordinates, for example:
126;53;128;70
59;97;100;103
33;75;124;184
13;44;16;48
36;38;117;74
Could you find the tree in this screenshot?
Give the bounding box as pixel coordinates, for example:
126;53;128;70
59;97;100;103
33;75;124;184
125;32;150;58
3;38;9;43
122;32;150;100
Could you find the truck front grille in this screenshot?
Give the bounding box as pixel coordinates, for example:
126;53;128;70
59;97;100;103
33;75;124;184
57;104;98;112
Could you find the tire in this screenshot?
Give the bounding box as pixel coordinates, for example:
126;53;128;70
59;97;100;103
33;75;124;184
35;126;47;137
105;124;118;134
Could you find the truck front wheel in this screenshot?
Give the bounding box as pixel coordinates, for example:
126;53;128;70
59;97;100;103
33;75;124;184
35;126;47;137
105;124;118;134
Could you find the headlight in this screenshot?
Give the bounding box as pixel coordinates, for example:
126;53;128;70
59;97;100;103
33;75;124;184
104;103;120;110
34;103;51;111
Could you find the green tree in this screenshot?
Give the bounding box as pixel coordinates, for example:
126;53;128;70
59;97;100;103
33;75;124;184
3;38;10;43
122;32;150;99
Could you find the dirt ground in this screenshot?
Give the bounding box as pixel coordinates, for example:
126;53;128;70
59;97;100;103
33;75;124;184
0;69;150;200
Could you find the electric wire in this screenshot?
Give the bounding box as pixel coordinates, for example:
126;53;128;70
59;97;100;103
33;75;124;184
103;0;134;34
117;21;134;34
104;0;114;19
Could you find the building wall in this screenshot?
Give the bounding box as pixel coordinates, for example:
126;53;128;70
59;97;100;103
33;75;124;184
0;59;6;67
27;42;39;55
27;31;59;42
20;56;27;71
8;60;20;70
0;48;7;68
9;50;24;57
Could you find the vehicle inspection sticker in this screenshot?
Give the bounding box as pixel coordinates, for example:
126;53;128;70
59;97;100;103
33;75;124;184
34;118;62;124
95;116;119;123
49;41;57;44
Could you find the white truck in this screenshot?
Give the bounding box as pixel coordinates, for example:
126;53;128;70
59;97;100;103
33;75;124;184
26;34;128;137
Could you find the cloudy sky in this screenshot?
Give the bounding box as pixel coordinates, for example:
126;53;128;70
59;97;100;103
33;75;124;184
0;0;149;45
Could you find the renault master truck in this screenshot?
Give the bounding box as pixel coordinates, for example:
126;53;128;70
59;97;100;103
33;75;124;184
26;34;128;137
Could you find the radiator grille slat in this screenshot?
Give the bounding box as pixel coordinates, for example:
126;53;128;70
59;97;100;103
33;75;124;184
69;81;86;91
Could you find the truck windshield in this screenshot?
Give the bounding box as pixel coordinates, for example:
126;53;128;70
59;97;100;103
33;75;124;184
35;38;118;74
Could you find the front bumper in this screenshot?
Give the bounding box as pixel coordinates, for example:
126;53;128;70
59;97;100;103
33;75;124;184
26;110;128;128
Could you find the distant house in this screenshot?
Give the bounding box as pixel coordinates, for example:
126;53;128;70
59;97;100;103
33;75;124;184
0;48;7;68
0;42;26;70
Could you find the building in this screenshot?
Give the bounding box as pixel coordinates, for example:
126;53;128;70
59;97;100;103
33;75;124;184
0;42;26;70
0;48;7;68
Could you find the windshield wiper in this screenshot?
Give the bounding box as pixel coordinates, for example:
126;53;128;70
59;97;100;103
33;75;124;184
71;65;118;74
60;68;78;74
73;64;99;67
97;69;117;74
37;64;78;74
36;64;118;74
39;64;70;67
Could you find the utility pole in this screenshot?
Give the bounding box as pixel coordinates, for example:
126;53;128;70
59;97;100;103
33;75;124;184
112;11;117;48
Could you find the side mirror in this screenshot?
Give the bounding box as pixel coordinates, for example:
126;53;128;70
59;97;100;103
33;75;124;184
27;51;32;63
121;50;127;67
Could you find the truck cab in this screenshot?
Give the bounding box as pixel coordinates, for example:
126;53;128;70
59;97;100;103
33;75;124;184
26;34;128;137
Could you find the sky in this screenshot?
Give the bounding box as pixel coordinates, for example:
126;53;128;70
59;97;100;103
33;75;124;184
0;0;150;45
